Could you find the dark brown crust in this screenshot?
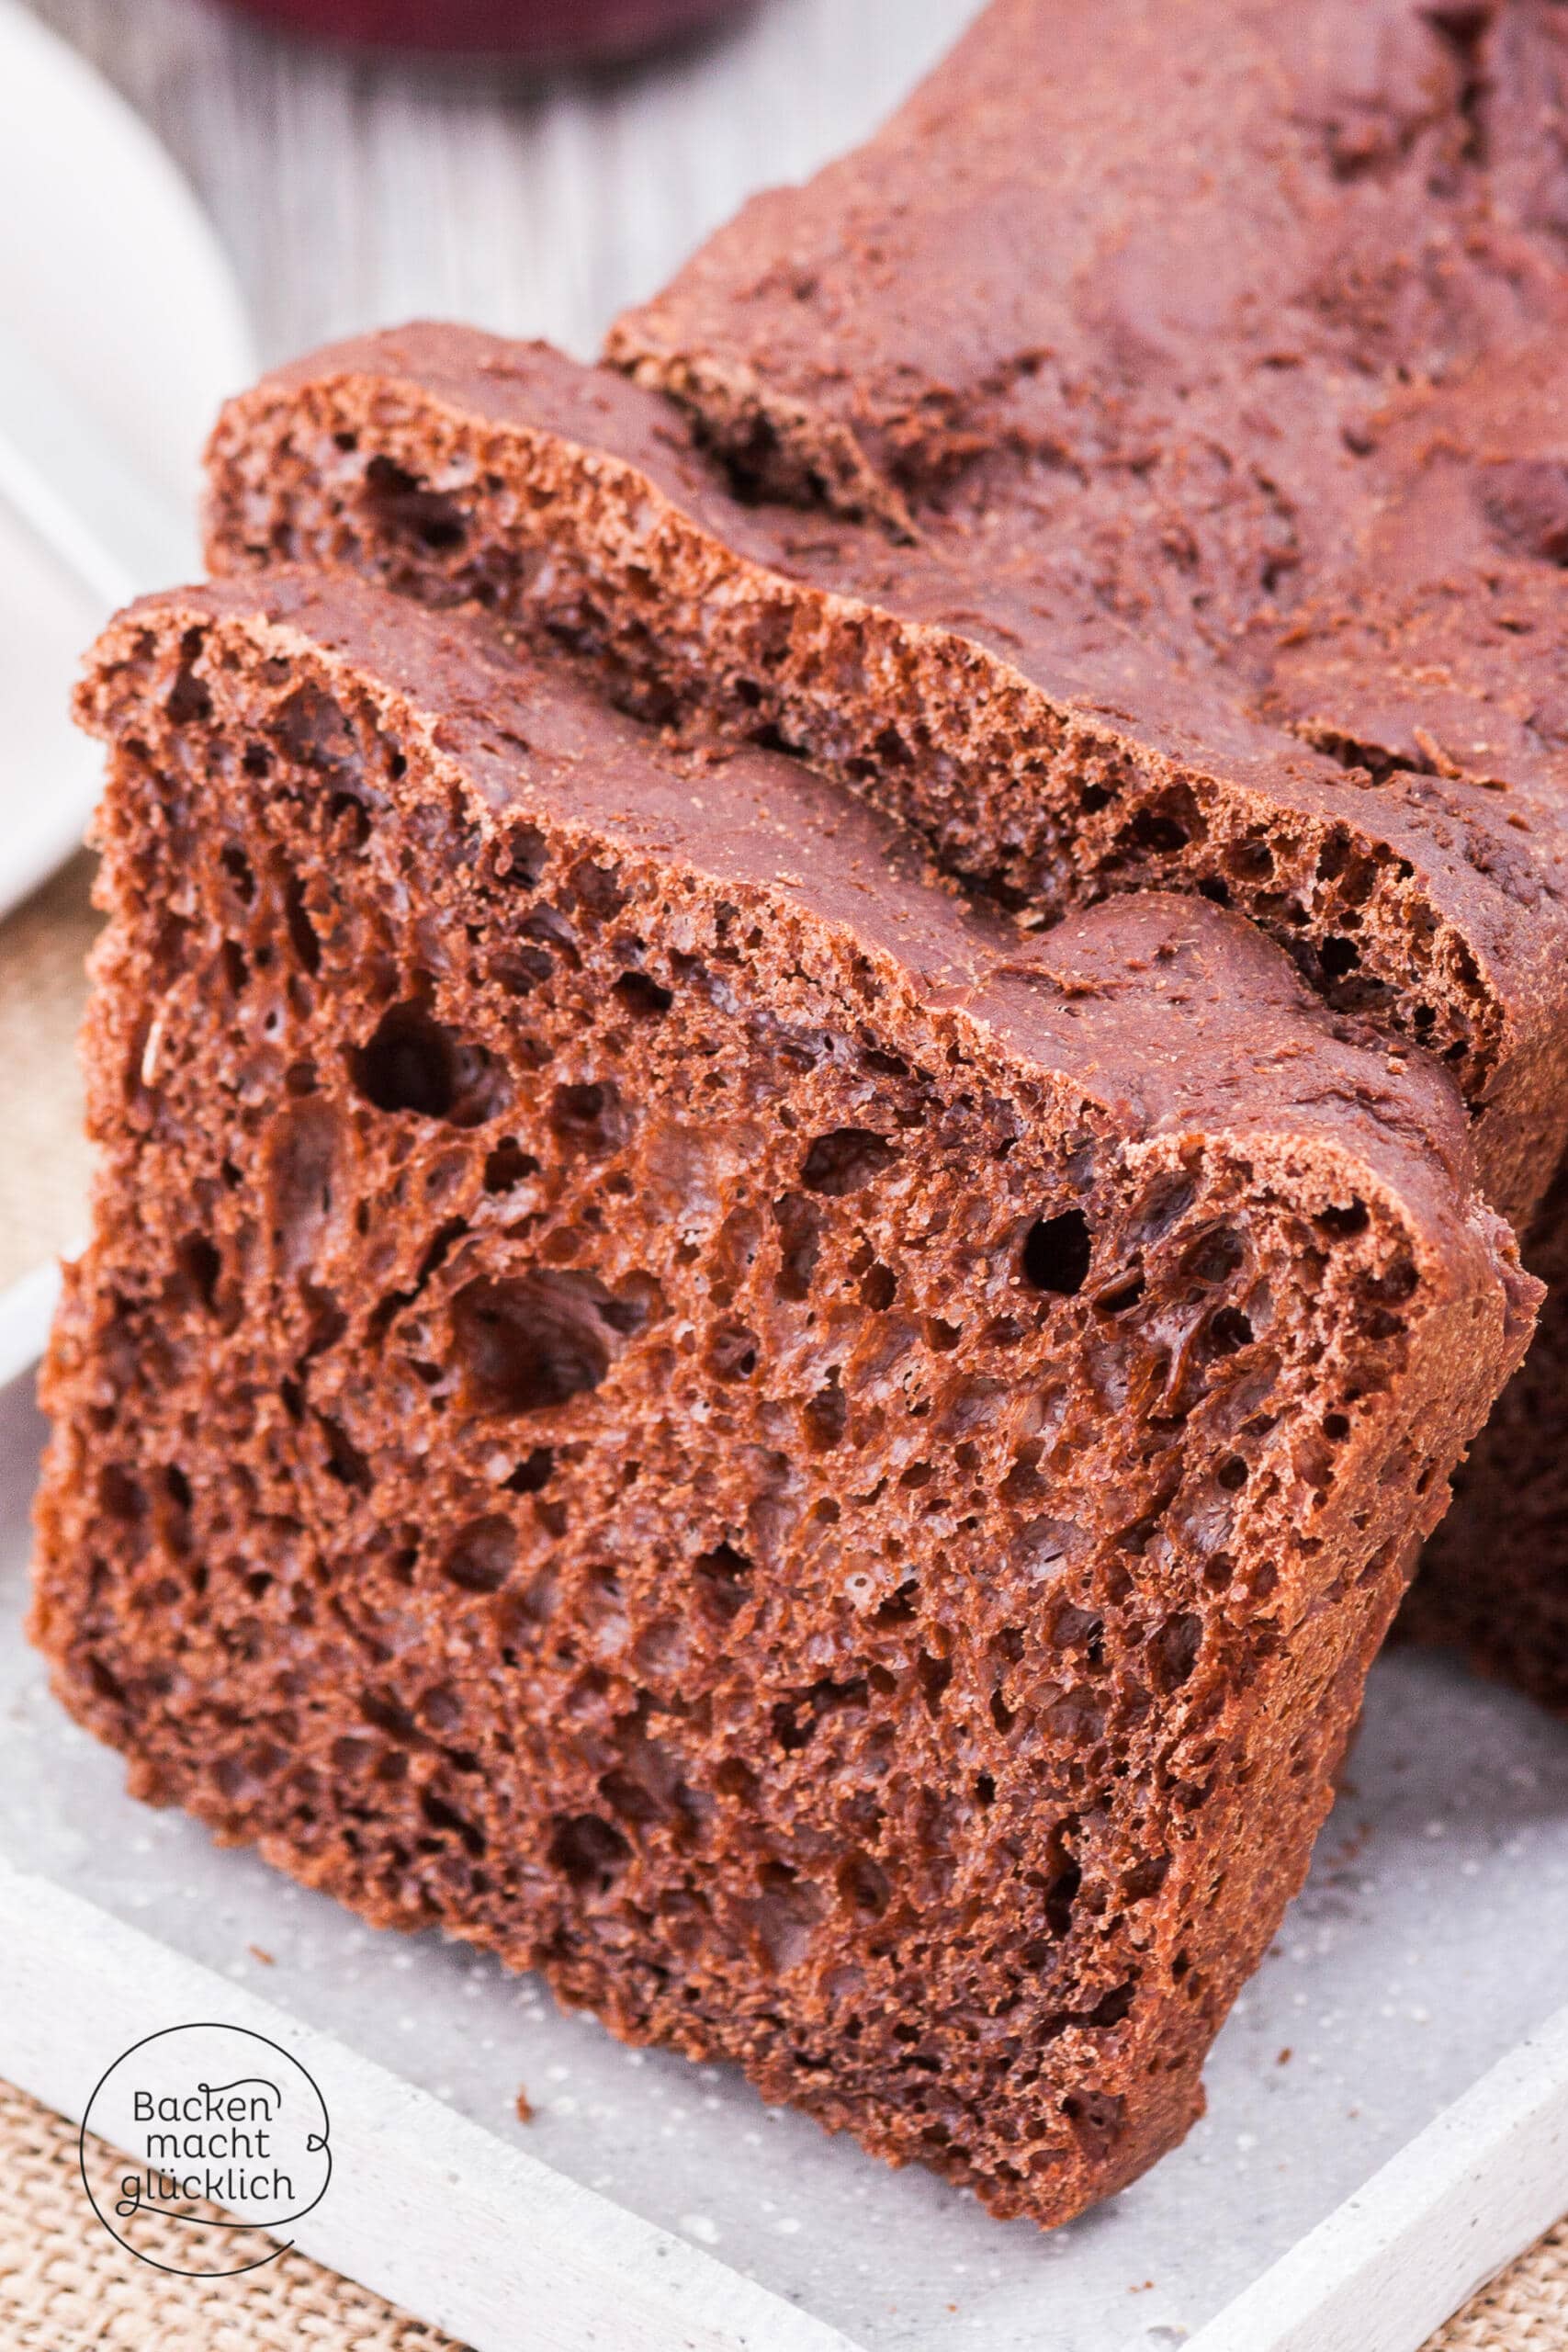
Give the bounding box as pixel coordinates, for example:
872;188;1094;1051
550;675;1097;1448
205;323;1568;1233
34;575;1532;2227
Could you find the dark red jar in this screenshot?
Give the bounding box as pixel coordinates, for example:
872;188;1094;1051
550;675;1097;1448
218;0;749;62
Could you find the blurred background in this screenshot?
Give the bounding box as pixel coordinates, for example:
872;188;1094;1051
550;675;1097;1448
30;0;975;363
0;0;976;1300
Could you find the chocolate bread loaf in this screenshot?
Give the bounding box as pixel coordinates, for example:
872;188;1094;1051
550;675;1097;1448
607;0;1568;1707
203;0;1568;1712
33;572;1532;2225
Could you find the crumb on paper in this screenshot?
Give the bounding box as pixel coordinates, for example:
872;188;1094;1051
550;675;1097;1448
1277;2046;1292;2064
515;2086;534;2124
247;1945;275;1966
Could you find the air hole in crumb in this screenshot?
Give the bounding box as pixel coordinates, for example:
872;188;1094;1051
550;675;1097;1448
860;1262;897;1311
1207;1306;1254;1354
99;1464;144;1522
568;858;625;919
504;1447;554;1494
546;1812;630;1893
496;822;547;888
420;1790;485;1857
1122;1855;1170;1903
1372;1253;1419;1304
874;1582;919;1627
1125;805;1190;854
483;1140;538;1193
1216;1454;1249;1491
706;1325;759;1383
1046;1859;1082;1938
274;683;362;777
328;794;371;854
319;1415;371;1490
613;969;673;1017
773;1195;822;1301
801;1128;899;1195
442;1516;516;1594
1228;839;1274;882
352;999;512;1127
548;1080;628;1157
1023;1210;1091;1295
175;1234;221;1310
803;1373;848;1452
167;661;212;725
1089;1980;1137;2030
1319;934;1359;978
694;1543;751;1621
1186;1226;1245;1283
916;1650;953;1714
220;844;255;904
1151;1612;1202;1690
363;456;471;554
837;1851;891;1916
451;1272;625;1415
1323;1412;1351;1442
772;1702;813;1754
284;877;321;976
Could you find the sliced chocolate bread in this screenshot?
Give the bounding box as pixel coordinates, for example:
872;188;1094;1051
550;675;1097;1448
33;571;1533;2226
203;0;1568;1713
204;324;1568;1232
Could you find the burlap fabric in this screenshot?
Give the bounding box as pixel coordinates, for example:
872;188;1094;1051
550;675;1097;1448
0;868;1560;2349
0;855;96;1291
0;2079;459;2349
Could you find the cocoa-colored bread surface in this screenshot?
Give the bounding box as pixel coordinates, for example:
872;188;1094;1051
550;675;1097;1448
202;0;1568;1714
33;573;1533;2226
205;323;1568;1232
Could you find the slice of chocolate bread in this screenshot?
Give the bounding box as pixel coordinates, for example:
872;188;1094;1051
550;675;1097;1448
35;571;1532;2226
604;0;1568;1710
202;0;1568;1714
204;319;1568;1234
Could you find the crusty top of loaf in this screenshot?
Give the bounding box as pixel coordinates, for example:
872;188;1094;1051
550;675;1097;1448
84;571;1514;1288
226;319;1568;1167
603;0;1568;1073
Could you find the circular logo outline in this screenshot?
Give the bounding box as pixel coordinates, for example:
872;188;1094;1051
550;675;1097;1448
79;2021;333;2278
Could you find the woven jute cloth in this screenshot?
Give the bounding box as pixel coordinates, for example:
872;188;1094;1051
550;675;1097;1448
0;866;1563;2350
0;2074;1562;2352
0;2080;459;2350
0;855;96;1290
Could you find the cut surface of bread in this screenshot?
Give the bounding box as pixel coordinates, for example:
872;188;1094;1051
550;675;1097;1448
203;0;1568;1714
206;322;1568;1233
34;571;1533;2226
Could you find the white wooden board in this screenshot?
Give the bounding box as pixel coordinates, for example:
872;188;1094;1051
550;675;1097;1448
2;1327;1566;2351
